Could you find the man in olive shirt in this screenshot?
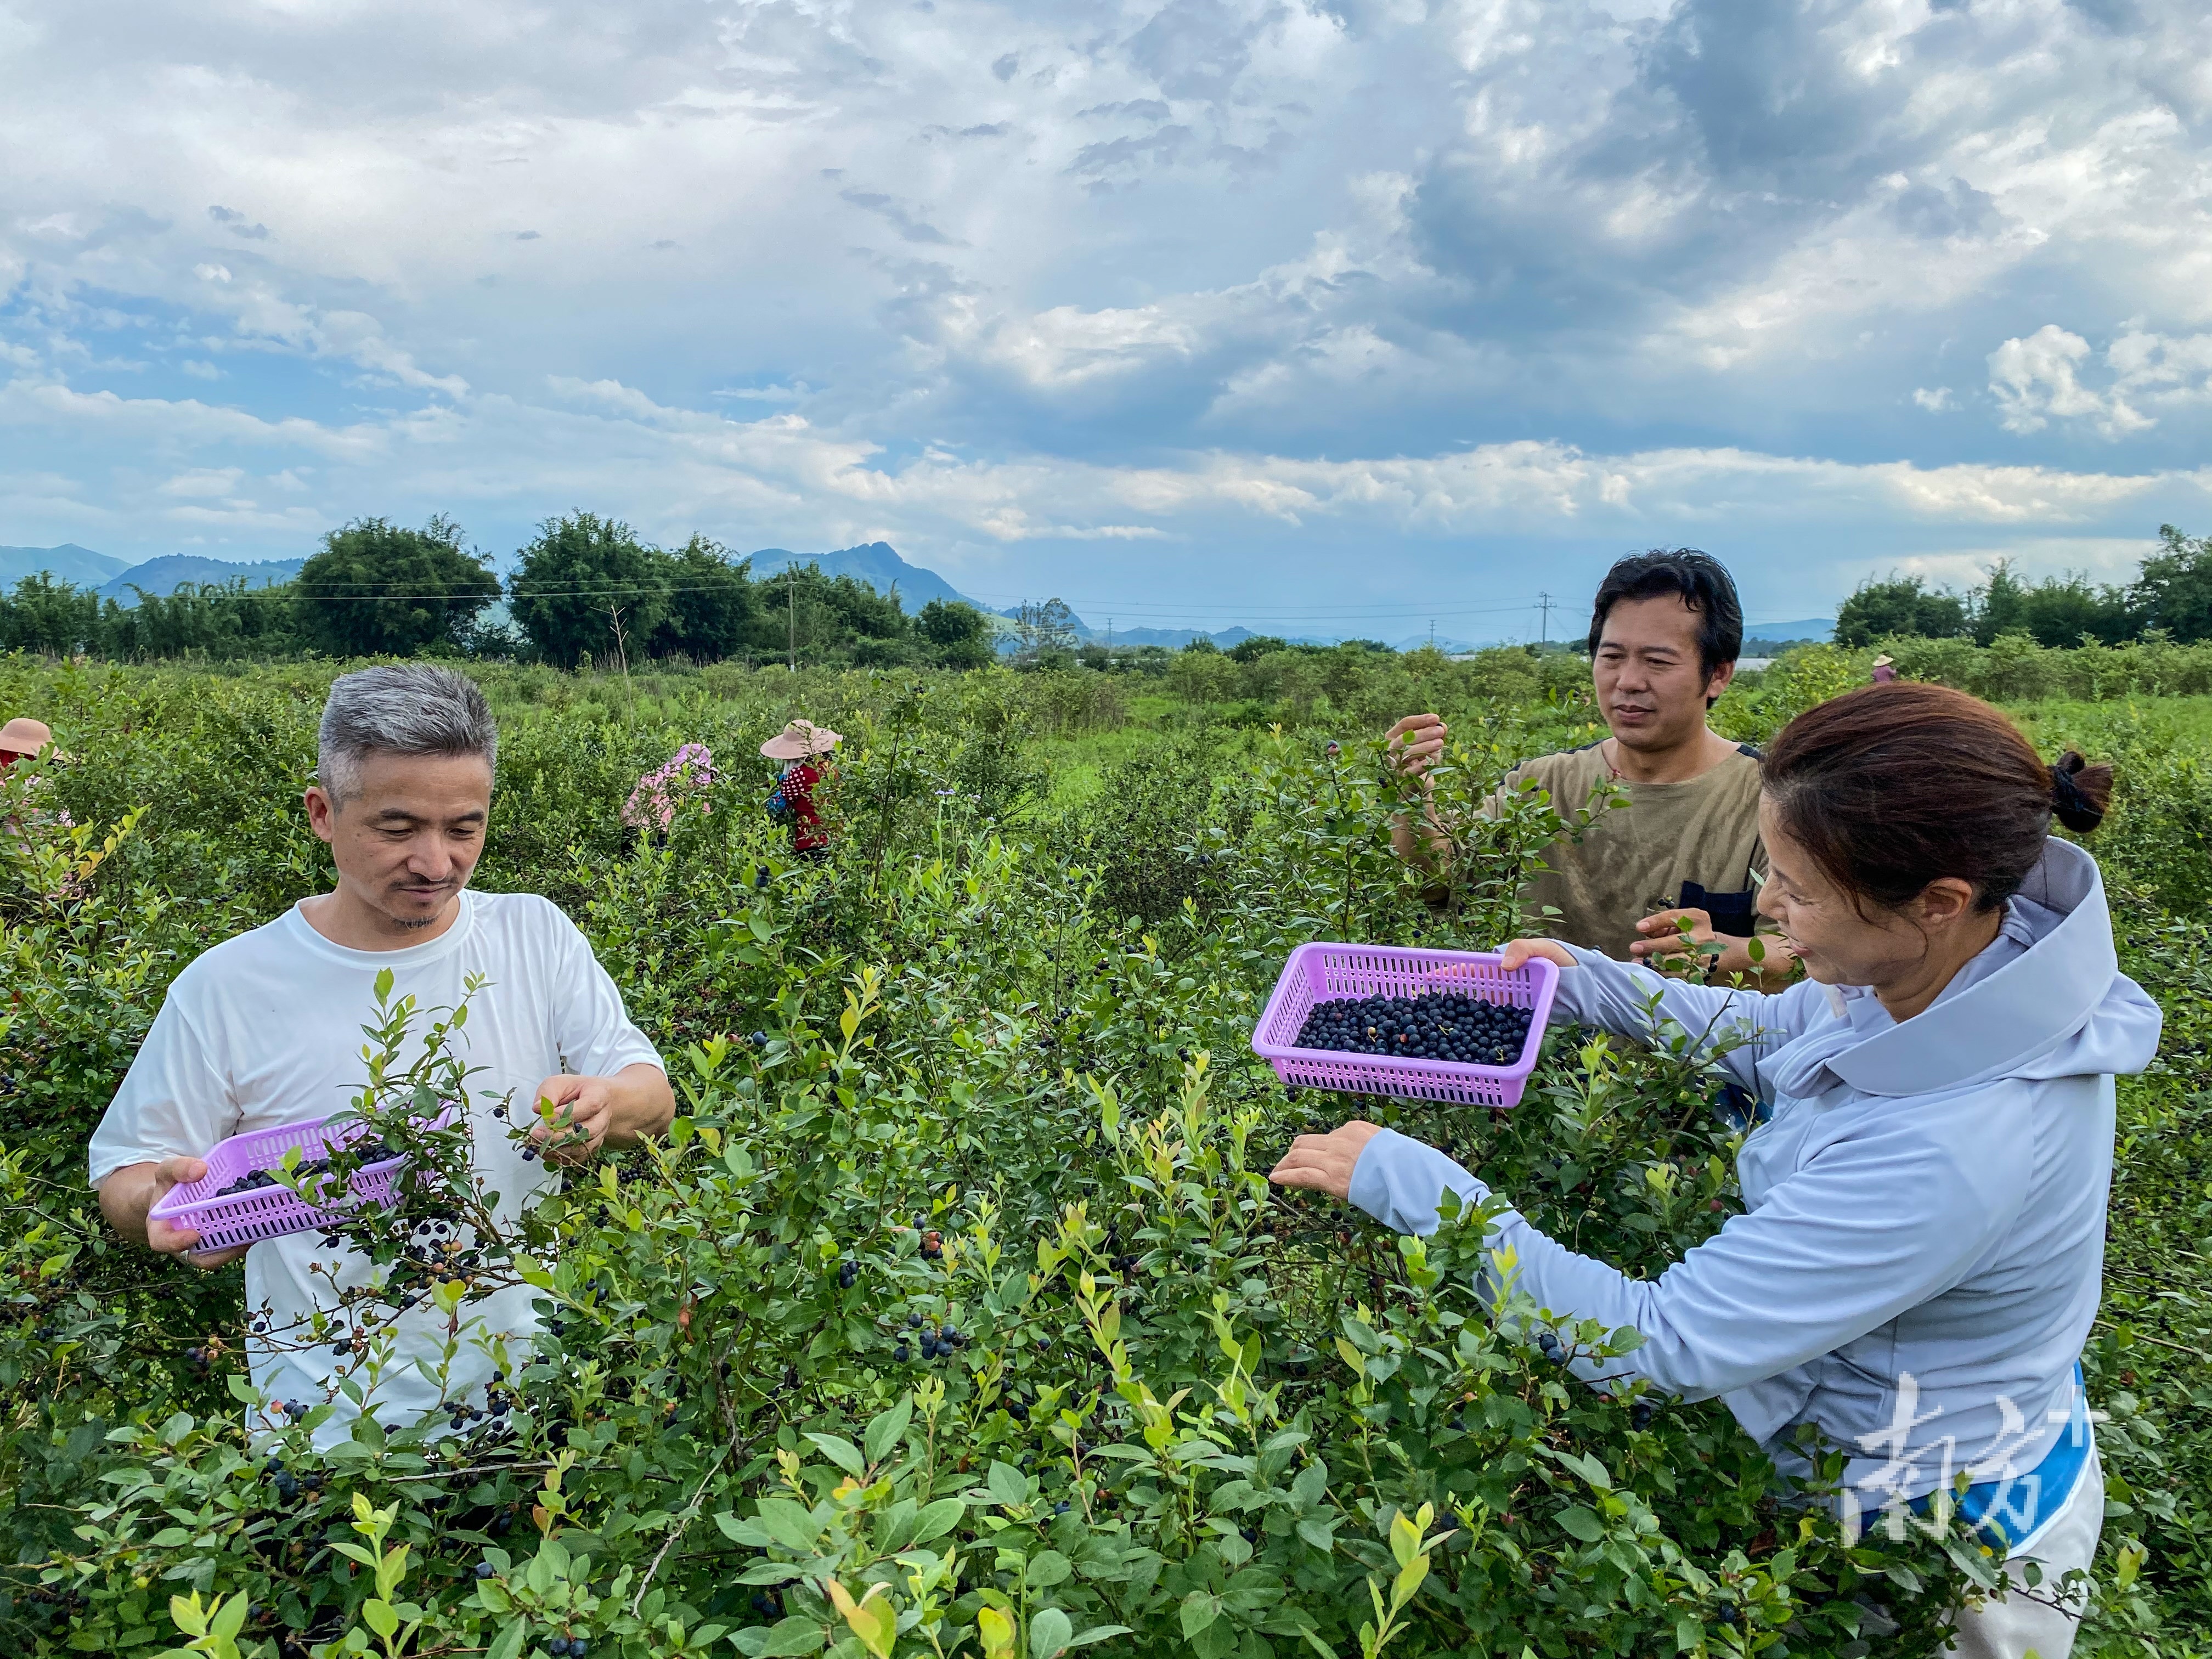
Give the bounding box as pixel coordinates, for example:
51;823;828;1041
1389;550;1792;978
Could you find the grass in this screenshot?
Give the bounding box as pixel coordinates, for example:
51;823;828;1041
2007;695;2212;751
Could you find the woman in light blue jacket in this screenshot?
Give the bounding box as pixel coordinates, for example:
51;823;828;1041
1271;683;2159;1659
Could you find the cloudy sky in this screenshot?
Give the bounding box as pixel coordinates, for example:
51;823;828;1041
4;0;2210;636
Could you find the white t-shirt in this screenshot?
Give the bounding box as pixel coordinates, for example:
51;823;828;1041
89;889;663;1445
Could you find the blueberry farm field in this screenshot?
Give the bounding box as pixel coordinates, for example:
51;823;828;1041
4;646;2212;1659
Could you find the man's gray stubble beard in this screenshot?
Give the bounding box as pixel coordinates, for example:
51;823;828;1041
387;893;453;930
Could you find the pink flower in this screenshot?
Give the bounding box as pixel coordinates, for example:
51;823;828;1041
622;743;718;832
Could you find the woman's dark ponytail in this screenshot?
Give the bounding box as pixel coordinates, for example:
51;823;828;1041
1764;684;2117;914
2050;751;2113;834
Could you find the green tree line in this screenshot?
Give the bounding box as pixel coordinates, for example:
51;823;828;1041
0;512;1000;669
1838;523;2212;648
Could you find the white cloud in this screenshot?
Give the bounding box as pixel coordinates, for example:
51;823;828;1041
1839;538;2162;594
0;0;2207;613
14;365;2202;545
156;466;244;498
2107;326;2212;415
0;378;390;460
1988;322;2212;437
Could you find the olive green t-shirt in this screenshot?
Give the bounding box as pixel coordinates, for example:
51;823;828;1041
1504;742;1767;959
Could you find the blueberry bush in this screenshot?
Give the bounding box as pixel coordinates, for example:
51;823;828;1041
2;654;2207;1657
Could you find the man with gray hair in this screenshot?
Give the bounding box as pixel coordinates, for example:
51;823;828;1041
91;665;672;1446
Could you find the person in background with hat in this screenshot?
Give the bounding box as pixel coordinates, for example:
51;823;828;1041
1872;653;1899;684
2;716;65;847
1;715;55;768
761;719;840;858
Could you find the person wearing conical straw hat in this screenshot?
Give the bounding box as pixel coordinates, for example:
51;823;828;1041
1;717;63;845
1872;653;1898;685
0;716;55;766
760;719;841;858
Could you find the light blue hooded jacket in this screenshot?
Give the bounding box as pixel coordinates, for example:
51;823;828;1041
1347;838;2159;1505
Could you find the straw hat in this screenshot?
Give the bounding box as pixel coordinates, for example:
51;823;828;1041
1872;654;1894;668
0;716;54;757
760;719;842;760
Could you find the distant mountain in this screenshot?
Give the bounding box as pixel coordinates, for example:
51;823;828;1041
1094;624;1252;650
1;544;305;605
747;541;983;614
100;556;306;606
0;544;129;588
1745;617;1834;644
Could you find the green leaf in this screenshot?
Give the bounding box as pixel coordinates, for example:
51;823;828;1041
911;1497;966;1545
754;1498;822;1553
804;1434;866;1478
1029;1607;1073;1658
830;1582;897;1659
2115;1540;2148;1591
1025;1551;1071;1589
1065;1627;1134;1650
1390;1555;1429;1611
212;1593;250;1641
224;1374;261;1406
1389;1509;1421;1570
757;1615;829;1656
1180;1591;1221;1638
1220;1575;1284;1615
863;1397;913;1465
1675;1616;1702;1651
363;1599;399;1640
486;1620;529;1659
1560;1449;1612;1491
741;1561;809;1585
715;1513;772;1548
874;1497;919;1553
1558;1506;1604;1543
1206;1479;1258;1513
988;1461;1030;1508
1295;1518;1336;1553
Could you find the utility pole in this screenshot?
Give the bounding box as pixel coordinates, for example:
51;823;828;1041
787;567;797;671
1536;590;1555;647
1429;618;1435;648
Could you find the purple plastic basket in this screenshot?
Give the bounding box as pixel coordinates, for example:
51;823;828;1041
1251;943;1560;1108
149;1113;425;1256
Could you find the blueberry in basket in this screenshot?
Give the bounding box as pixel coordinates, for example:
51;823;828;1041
1292;991;1532;1065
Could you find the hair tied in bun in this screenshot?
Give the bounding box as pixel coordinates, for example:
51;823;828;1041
2049;751;2113;834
